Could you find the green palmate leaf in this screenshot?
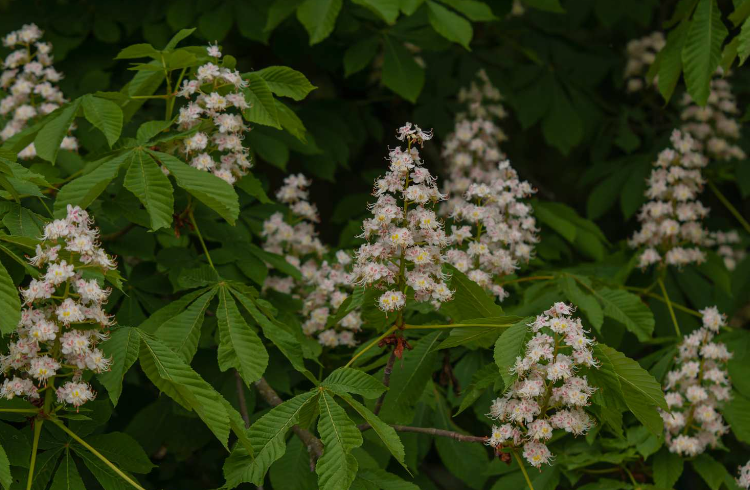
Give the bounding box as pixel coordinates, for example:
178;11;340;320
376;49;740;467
457;363;503;415
148;150;239;224
242;73;281;129
0;442;9;490
691;453;727;490
597;288;654;341
115;43;160;59
49;449;84;490
217;286;269;384
442;264;504;321
297;0;343;45
155;288;217;362
494;318;532;386
381;36;425;103
558;276;603;331
681;0;728;106
426;0;473;50
723;391;750;443
344;37;380;77
268;437;318;490
595;344;667;434
254;66;317;101
236;171;272;204
0;258;20;335
98;327;141;406
339;394;407;471
124;150;174;231
85;432;155;474
137;330;232;448
29;446;64;490
224;391;319;487
136;120;174;144
34;99;82;163
53;151;134;216
658;19;690;103
322;368;387;399
275;101;309;142
137;288;210;334
82;95;123;147
317;392;363;490
2;205;45;238
653;447;684;489
352;0;399;23
379;332;442;424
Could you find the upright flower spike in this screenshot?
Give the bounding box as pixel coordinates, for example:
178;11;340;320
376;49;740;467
487;303;599;468
661;306;732;457
0;205;116;409
629;129;711;269
737;461;750;489
351;123;453;313
174;44;251;185
711;229;745;271
442;70;508;214
262;174;362;348
623;32;665;93
0;23;77;159
445;160;538;301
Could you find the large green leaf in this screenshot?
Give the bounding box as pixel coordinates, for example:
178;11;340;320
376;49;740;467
53;151;133;215
137;330;232;448
254;66;317;101
217;286;269;384
442;264;504;321
355;469;420;490
155;288;216;362
85;432;155;474
351;0;399;23
148;150;239;224
597;288;654;341
82;95;123;147
344;37;380;77
73;448;137;490
224;391;319;487
379;332;442;424
558;276;603;331
0;442;9;490
653;448;683;489
658;19;691;103
316;392;362;490
691;453;727;490
137;288;210;334
426;0;472;50
381;36;425;103
268;437;318;490
34;99;81;163
297;0;343;45
723;390;750;443
339;394;407;470
322;368;387;399
124;150;174;231
242;73;281;129
98;327;141;406
49;449;84;490
681;0;728;105
0;259;20;336
494;318;531;386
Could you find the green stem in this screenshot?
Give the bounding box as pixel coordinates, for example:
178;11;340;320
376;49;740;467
625;286;701;318
403;323;513;330
188;210;215;270
513;449;535;490
37;197;53;218
26;419;43;490
499;276;554;286
0;408;40;413
708;180;750;235
49;417;147;490
622;465;638;488
345;325;397;368
657;277;681;337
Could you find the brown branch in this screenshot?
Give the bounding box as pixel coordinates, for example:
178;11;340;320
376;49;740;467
373;349;397;416
254;377;324;463
359;422;487;443
235;371;250;429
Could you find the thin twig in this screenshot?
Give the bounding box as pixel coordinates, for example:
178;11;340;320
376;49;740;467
345;325;397;368
235;371;250;429
254;378;323;461
188;209;215;270
359;423;487;443
708;180;750;235
371;349;397;419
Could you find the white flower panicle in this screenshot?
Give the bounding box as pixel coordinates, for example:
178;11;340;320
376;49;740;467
487;303;599;468
710;230;745;271
262;175;362;348
446;159;538;301
629;130;710;269
680;74;745;162
737;461;750;489
0;205;116;409
175;44;251;185
623;32;665;93
442;70;508;212
1;23;77;159
351;123;454;313
661;306;732;457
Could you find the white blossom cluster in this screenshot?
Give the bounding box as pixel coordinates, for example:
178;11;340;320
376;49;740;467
351;123;453;313
0;205;116;409
442;70;508;213
711;230;745;271
487;303;599;468
680;75;745;162
661;306;732;457
629;130;710;269
0;23;77;159
623;32;664;93
175;44;251;185
445;160;538;301
737;461;750;489
262;174;362;348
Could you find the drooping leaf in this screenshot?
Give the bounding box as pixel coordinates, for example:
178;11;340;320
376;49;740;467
426;0;473;50
597;288;654;341
297;0;343;45
155;288;217;362
653;447;684;489
49;449;85;490
681;0;728;105
316;392;363;490
658;19;690;103
381;36;424;103
0;259;20;336
494;318;532;386
98;327;141;406
82;95;124;147
322;368;387;399
84;432;155;474
124;150;174;231
254;66;317;101
691;453;728;490
344;37;380;77
34;100;82;164
442;264;504;321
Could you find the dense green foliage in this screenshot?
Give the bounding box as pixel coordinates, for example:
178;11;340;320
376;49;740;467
0;1;748;490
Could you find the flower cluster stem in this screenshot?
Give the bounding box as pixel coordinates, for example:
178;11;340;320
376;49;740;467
513;448;535;490
188;209;215;271
657;276;681;337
